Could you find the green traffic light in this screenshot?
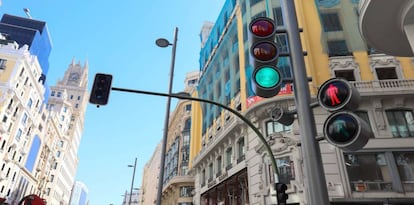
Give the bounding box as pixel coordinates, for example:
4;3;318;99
255;66;280;88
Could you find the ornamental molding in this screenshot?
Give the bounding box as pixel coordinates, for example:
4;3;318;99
329;57;359;70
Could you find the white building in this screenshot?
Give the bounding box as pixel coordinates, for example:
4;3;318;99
69;181;88;205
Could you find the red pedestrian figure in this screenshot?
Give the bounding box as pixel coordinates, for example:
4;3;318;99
326;84;341;106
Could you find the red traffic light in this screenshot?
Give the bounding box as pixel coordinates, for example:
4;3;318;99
317;78;360;112
250;17;276;38
251;41;279;62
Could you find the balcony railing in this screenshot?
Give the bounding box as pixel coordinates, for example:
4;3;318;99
350;79;414;94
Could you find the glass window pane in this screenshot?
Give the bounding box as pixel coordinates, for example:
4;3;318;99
395;153;414;180
344;153;393;192
386;110;414;138
276;156;295;185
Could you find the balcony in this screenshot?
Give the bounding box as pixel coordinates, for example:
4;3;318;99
350;79;414;95
359;0;414;57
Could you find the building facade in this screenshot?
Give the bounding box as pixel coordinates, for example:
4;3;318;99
140;142;162;205
0;14;89;204
69;181;88;205
159;71;200;205
122;189;140;205
45;59;89;204
189;0;414;205
0;36;48;204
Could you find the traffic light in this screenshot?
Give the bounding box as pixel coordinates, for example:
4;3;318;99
271;107;294;126
89;73;113;106
275;183;288;205
317;78;372;151
249;17;282;98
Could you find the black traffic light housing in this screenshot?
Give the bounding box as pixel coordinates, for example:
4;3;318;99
318;78;372;151
89;73;113;106
324;111;372;151
275;183;288;205
271;107;295;126
249;17;282;98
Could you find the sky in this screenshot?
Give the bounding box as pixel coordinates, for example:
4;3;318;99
1;1;224;204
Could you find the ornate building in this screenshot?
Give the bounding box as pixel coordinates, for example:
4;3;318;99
159;71;199;205
0;32;89;204
45;59;89;204
189;0;414;204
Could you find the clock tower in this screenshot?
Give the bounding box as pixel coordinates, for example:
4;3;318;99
46;58;89;203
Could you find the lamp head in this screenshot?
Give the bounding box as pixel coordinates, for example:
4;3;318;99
156;38;171;47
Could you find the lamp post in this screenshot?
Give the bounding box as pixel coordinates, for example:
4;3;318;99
155;27;178;205
128;157;137;205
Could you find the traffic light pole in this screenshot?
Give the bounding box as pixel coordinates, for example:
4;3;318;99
280;0;330;204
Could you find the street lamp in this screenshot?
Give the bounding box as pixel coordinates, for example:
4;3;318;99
128;157;137;205
155;27;178;205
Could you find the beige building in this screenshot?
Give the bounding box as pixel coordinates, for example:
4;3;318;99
140;142;162;205
159;71;199;205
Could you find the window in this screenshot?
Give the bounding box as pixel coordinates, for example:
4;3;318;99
201;169;206;186
21;113;27;124
386;109;414;138
57;92;62;97
273;7;283;27
237;138;245;162
345;153;393;192
266;120;292;136
27;98;33;108
251;0;264;7
179;186;194;197
51;91;56;97
185;104;191;112
216;156;222;175
226;148;232;169
0;59;7;70
208;163;213;180
327;40;351;57
355;111;373;137
15;129;22;141
187;79;197;86
334;70;355;81
276;156;295;185
394;152;414;192
320;13;343;32
346;152;414;193
376;67;398;80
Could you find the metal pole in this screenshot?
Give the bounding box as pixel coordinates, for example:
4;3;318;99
129;157;137;205
280;0;330;204
156;27;178;205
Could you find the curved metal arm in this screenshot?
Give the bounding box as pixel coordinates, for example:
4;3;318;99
111;87;280;180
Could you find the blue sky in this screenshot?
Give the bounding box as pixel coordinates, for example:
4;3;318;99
1;1;224;204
